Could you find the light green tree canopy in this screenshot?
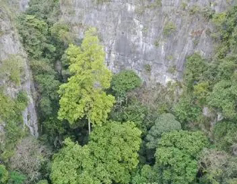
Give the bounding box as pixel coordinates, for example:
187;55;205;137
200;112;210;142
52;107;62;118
0;165;8;184
50;139;95;184
88;121;142;183
58;28;115;128
51;121;142;184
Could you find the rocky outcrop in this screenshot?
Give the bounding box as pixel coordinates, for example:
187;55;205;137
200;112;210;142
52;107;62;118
0;2;38;137
60;0;233;85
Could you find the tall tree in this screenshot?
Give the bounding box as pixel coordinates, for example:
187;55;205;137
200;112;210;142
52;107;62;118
58;28;115;133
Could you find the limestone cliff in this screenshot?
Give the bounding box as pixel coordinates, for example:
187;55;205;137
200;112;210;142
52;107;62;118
0;0;234;138
60;0;233;85
0;0;38;137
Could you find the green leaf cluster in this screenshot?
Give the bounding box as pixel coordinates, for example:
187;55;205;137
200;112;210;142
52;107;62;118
0;90;28;160
163;21;176;36
58;28;115;126
174;95;202;124
146;113;181;150
155;131;208;184
17;15;55;59
213;121;237;153
131;165;158;184
0;165;8;184
184;53;208;91
26;0;60;24
110;100;148;133
111;70;142;98
51;121;142;184
0;55;24;86
16;0;72;142
0;165;26;184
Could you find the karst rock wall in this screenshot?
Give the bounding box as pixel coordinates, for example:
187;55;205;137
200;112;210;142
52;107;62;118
60;0;233;84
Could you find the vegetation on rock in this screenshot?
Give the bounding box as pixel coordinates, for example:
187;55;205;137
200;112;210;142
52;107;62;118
1;1;237;184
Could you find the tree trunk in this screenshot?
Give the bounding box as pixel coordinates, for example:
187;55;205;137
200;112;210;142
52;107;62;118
88;118;91;134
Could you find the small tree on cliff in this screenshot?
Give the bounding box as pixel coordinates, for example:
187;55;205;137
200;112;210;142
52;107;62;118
58;28;115;133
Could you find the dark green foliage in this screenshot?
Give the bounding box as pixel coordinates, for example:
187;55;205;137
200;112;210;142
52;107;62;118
16;91;28;111
146;113;181;150
207;80;237;119
26;0;60;24
8;172;26;184
34;74;60;116
131;165;157;184
203;7;237;121
174;53;209;126
31;62;61;139
213;121;237;153
17;15;55;60
217;56;237;80
110;100;148;134
16;0;72;143
213;7;237;59
30;60;61;133
0;165;26;184
50;22;74;45
111;70;142;98
175;6;237;128
193;81;210;105
155;131;208;184
184;53;208;91
18;0;67;62
174;95;202;124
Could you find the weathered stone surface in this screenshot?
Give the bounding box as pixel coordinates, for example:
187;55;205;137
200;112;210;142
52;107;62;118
0;3;38;137
19;0;30;11
60;0;233;85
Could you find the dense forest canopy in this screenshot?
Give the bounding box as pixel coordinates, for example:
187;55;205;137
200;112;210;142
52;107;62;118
1;0;237;183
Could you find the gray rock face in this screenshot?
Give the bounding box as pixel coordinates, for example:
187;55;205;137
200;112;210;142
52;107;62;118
60;0;233;85
19;0;30;11
0;4;38;137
